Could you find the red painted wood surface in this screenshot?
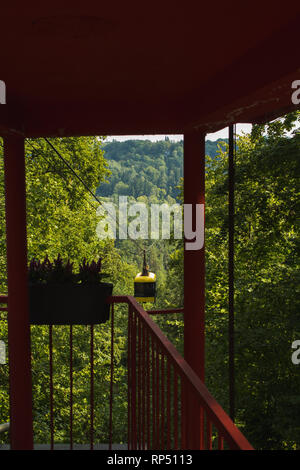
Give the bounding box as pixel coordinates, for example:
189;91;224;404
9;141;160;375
3;135;33;450
183;132;205;448
183;131;205;381
0;4;299;137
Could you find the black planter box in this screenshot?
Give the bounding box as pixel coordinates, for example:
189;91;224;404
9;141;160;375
29;282;113;325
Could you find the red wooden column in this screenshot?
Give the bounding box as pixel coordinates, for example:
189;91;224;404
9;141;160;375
4;134;34;449
183;131;205;448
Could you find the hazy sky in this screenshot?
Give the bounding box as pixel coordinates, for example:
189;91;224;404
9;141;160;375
106;123;253;142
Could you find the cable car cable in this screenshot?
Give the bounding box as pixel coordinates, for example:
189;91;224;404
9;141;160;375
26;139;99;211
44;138;102;206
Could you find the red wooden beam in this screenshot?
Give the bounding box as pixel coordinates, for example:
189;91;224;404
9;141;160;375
183;132;205;379
4;134;33;450
183;131;205;448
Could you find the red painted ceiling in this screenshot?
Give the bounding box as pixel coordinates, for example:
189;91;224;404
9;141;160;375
0;1;300;136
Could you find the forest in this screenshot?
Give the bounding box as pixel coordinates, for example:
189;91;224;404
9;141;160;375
0;112;299;450
97;137;224;200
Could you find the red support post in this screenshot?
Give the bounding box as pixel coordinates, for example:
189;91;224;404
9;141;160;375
4;134;34;449
183;131;206;448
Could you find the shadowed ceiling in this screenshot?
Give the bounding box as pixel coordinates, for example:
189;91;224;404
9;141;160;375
0;1;300;136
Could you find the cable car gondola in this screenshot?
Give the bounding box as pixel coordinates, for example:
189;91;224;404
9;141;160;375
134;250;156;303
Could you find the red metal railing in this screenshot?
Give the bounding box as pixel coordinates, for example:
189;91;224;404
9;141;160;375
48;322;98;450
111;296;253;450
0;295;100;450
0;294;253;450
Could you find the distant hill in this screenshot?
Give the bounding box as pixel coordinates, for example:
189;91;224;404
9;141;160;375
97;138;227;201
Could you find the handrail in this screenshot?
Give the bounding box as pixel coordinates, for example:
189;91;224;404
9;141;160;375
146;308;184;315
109;296;253;450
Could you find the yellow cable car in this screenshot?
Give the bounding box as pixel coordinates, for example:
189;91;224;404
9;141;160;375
134;250;156;303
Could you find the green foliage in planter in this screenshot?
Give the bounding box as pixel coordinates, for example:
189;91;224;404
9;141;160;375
78;258;109;285
28;254;109;285
29;255;75;285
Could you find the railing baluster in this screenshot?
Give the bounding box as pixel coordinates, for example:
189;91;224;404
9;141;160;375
69;325;73;451
166;362;171;450
49;325;54;450
200;406;205;449
146;329;150;450
127;305;132;450
141;322;146;450
137;317;141;449
131;310;137;450
161;351;165;450
181;378;186;449
174;369;178;450
206;415;212;450
109;303;115;450
156;342;160;449
151;335;156;449
218;432;224;450
90;324;94;450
